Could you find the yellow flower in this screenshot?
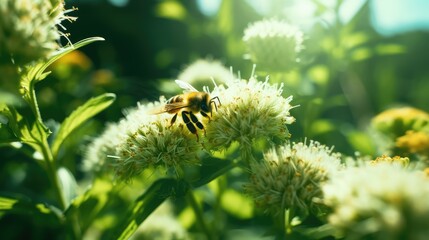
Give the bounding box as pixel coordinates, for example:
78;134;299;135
372;107;429;136
396;130;429;155
370;155;409;167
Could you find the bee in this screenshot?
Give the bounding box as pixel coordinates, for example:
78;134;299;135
154;80;221;140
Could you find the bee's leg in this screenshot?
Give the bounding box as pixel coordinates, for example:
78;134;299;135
200;111;211;122
209;97;221;115
189;112;204;130
170;113;178;126
182;111;198;141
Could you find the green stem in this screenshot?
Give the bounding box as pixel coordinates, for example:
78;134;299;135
214;177;226;234
28;83;67;210
285;209;293;234
41;136;67;210
186;191;214;240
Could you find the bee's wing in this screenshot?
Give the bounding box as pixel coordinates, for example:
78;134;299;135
150;101;190;114
175;80;198;92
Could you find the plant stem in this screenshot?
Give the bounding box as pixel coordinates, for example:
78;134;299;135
28;82;67;210
41;136;67;210
285;209;293;234
186;190;214;240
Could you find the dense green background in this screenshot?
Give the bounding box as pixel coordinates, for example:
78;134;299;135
1;0;429;238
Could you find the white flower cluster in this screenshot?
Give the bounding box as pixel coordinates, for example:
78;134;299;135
83;98;201;180
323;163;429;240
205;76;295;161
0;0;75;65
243;19;304;72
244;141;342;217
178;59;234;85
159;59;234;95
84;73;296;180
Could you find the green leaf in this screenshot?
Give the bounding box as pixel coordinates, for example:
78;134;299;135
346;130;376;156
310;119;336;136
57;167;78;209
21;37;105;90
107;178;189;240
19;37;105;121
64;178;114;236
190;157;236;188
297;223;339;239
0;90;22;106
375;43;406;55
155;1;187;20
0;193;62;220
51;93;116;158
220;189;254;219
343;31;370;50
0;104;48;155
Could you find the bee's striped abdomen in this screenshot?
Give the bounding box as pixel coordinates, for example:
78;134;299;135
167;95;184;104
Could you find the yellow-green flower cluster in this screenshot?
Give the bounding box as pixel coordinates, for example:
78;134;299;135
83;98;202;181
372;107;429;161
370;155;410;167
243;19;304;72
396;130;429;156
323;163;429;240
372;107;429;138
0;0;74;66
244;141;342;217
204;76;295;161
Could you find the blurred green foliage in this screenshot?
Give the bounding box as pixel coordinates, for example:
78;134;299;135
2;0;429;239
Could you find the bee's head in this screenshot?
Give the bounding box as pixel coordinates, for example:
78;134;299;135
201;93;211;113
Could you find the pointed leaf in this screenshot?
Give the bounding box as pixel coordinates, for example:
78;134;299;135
51;93;116;158
191;157;236;188
108;178;189;240
220;189;254;219
20;37;105;91
57;167;78;209
37;37;104;81
64;178;114;235
0;193;61;220
0;104;48;155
